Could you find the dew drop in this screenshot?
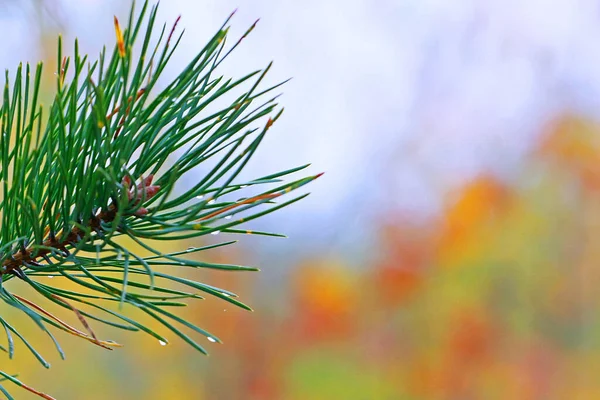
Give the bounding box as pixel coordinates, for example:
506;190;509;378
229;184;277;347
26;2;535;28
240;185;248;188
224;215;232;220
196;195;204;200
221;292;231;297
211;231;220;235
186;247;195;252
47;275;54;279
207;199;216;205
207;337;217;343
159;340;167;346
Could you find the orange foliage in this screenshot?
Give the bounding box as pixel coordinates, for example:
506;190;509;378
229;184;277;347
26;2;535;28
290;260;356;342
538;115;600;190
436;310;497;398
376;268;421;304
438;175;512;263
374;223;433;306
448;310;495;364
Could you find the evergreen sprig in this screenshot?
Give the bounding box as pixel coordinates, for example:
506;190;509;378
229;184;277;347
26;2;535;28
0;2;320;398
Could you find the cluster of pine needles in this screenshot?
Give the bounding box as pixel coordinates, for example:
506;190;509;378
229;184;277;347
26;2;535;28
0;1;319;398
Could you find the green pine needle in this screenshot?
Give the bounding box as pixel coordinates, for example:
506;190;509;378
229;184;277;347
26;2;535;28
0;1;320;398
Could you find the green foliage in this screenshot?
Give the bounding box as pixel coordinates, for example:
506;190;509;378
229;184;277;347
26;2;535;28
0;1;319;398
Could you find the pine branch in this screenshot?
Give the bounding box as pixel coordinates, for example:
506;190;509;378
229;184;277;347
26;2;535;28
0;1;320;398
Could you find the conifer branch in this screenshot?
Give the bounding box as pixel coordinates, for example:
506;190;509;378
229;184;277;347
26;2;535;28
0;1;320;398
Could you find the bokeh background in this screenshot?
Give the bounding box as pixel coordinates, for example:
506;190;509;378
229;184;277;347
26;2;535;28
4;0;600;398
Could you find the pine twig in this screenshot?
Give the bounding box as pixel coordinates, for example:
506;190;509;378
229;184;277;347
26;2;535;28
0;1;321;398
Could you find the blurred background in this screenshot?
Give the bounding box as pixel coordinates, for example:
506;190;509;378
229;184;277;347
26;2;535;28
4;0;600;398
